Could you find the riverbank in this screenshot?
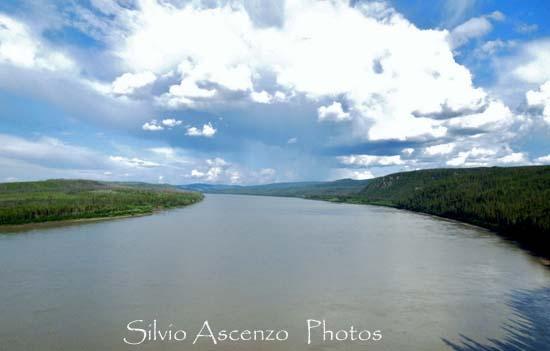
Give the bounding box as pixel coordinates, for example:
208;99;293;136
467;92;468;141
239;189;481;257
0;179;204;226
306;194;550;263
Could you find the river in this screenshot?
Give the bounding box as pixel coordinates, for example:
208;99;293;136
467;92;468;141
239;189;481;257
0;194;549;350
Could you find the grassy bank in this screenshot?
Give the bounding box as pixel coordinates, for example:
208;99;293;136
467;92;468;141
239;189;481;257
0;179;203;225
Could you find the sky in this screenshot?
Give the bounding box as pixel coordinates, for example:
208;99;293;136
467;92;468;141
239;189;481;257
0;0;549;185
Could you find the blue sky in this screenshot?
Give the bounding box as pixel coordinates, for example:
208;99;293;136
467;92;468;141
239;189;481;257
0;0;549;184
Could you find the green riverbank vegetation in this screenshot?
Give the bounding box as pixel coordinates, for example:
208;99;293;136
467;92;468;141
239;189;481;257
0;179;203;225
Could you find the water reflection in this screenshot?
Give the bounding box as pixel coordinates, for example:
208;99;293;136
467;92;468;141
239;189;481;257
443;287;550;351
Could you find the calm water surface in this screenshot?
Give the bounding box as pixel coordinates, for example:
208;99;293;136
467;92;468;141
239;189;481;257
0;194;549;350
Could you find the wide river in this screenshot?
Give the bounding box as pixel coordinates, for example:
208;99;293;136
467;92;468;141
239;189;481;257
0;194;549;350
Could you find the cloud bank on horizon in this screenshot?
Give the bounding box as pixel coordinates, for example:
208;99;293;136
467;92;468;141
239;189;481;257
0;0;548;185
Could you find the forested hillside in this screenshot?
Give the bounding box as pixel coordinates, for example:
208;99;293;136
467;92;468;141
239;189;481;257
0;179;203;225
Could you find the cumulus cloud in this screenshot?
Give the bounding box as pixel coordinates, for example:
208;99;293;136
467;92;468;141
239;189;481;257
445;100;515;131
445;147;524;167
497;152;528;165
338;154;404;167
190;157;231;182
111;71;156;95
142;119;164;131
0;14;75;72
188;158;280;184
101;0;515;143
318;102;351;122
535;154;550;164
511;40;550;84
142;118;183;131
161;118;182;127
1;1;538;184
526;81;550;124
424;143;456;156
186;123;217;137
250;90;272;104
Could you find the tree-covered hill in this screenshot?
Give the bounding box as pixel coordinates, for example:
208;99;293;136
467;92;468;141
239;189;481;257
0;179;203;225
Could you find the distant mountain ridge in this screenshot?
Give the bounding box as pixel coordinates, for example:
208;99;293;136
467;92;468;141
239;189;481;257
179;179;370;197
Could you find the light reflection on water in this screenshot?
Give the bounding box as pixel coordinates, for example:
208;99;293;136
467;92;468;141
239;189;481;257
0;194;548;350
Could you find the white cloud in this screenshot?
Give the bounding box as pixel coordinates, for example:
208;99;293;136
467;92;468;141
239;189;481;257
287;137;298;144
515;23;538;34
318;102;350;122
446;147;525;167
446;151;470;166
142;119;164;131
449;11;504;49
186;123;217;137
331;168;375;180
148;147;175;158
250;90;272;104
526;81;550;124
474;39;516;58
0;14;75;71
511;40;550;84
106;0;511;142
111;71;156;95
470;147;497;157
163;76;217;107
109;155;160;168
445;100;515;131
274;91;287;101
190;157;230;182
535;154;550;164
142;118;182;131
0;1;536;183
401;148;415;156
206;158;228;167
497;152;528;164
161;118;182;127
424;143;456;156
0;133;106;169
338;154;404;167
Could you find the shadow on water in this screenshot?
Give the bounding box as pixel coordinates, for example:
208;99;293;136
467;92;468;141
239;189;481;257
443;287;550;351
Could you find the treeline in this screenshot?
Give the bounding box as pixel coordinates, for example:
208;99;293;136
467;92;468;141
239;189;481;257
313;166;550;257
183;178;371;197
0;179;203;225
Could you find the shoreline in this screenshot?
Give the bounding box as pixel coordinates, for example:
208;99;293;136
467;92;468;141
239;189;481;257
318;197;550;265
0;200;203;233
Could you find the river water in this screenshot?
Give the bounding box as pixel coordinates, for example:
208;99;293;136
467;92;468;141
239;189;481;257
1;194;549;350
